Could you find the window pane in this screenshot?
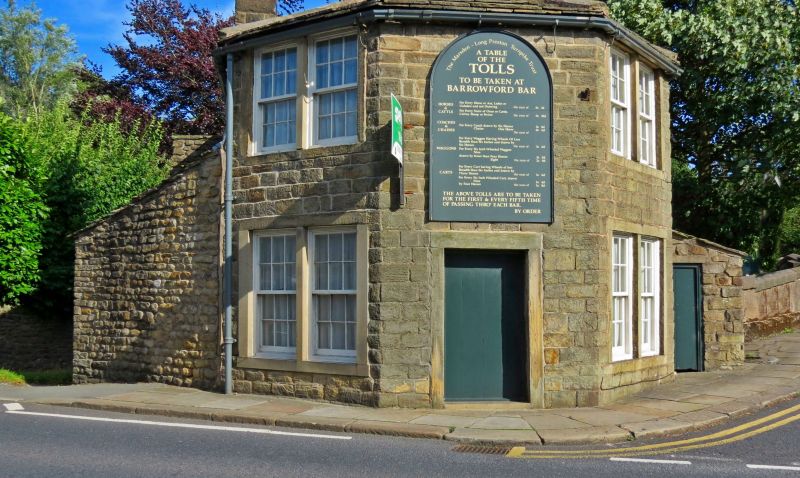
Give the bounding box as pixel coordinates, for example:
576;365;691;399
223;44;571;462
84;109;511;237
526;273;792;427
344;35;357;58
346;295;356;323
333;113;346;138
346;323;355;351
333;91;346;114
286;236;296;290
332;322;346;350
331;61;343;87
331;37;343;61
273;263;285;290
343;233;356;261
319;93;331;116
262;53;273;75
318;322;330;350
259;265;270;290
287;69;296;94
261;77;272;99
316;234;328;261
272;236;284;263
317;64;328;89
330;263;342;290
317;40;329;61
319;117;331;140
332;295;346;321
344;59;357;84
329;234;342;261
344;263;356;291
263;319;274;347
260;236;271;263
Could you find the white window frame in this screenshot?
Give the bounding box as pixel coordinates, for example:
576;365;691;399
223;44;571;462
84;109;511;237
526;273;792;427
308;226;358;363
253;230;298;360
612;234;633;362
639;238;661;357
610;49;631;158
307;30;359;148
252;44;299;154
638;66;657;168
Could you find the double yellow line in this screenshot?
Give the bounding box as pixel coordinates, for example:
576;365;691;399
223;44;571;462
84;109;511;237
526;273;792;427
507;402;800;459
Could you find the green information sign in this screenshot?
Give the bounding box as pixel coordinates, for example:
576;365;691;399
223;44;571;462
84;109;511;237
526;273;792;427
391;93;403;164
429;31;553;223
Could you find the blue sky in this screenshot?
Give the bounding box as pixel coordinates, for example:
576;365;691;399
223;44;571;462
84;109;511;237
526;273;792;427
35;0;328;77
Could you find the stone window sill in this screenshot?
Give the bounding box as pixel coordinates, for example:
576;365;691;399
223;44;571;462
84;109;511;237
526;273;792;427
236;356;369;376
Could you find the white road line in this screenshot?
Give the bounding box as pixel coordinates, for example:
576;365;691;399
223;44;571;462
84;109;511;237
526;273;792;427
3;403;24;411
747;464;800;471
610;457;692;465
5;410;352;441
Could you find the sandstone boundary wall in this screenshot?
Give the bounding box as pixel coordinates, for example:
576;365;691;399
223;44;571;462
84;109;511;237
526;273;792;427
73;136;223;388
742;268;800;339
0;307;72;372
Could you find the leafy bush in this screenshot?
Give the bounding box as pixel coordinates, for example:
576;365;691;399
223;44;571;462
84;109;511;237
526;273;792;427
778;207;800;257
0;113;46;305
21;102;170;314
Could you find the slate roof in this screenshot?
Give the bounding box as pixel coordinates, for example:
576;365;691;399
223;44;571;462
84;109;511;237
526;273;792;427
220;0;609;43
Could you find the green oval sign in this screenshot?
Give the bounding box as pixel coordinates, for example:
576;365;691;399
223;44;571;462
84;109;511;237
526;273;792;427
429;31;553;223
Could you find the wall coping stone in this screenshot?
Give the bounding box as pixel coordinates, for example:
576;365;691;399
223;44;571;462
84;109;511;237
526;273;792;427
672;230;747;258
741;267;800;292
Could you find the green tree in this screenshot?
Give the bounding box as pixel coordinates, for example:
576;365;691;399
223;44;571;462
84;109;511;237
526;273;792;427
0;113;46;305
609;0;800;268
0;0;81;119
778;206;800;256
21;101;170;314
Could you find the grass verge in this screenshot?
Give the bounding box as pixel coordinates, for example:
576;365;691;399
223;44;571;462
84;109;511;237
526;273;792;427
0;368;72;386
0;369;26;385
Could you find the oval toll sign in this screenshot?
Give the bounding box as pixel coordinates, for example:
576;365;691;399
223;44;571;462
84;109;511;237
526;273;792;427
429;31;553;223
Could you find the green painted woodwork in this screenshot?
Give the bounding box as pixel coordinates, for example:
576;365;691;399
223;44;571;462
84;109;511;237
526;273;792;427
674;264;704;371
444;251;527;401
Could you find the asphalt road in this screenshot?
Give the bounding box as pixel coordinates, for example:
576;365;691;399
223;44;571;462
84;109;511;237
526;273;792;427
1;398;799;478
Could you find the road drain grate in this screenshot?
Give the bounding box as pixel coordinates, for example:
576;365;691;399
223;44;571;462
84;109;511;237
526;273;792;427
452;444;512;455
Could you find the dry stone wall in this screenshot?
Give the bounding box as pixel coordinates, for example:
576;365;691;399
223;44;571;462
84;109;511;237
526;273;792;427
73;138;223;388
0;307;72;372
742;268;800;338
672;232;746;369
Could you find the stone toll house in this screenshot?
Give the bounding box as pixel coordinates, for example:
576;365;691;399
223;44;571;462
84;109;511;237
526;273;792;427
74;0;702;409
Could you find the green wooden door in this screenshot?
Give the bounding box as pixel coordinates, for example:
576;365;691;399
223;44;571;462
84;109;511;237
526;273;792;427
444;251;527;401
673;264;704;371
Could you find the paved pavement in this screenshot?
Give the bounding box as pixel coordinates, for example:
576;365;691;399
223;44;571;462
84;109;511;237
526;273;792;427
2;332;799;446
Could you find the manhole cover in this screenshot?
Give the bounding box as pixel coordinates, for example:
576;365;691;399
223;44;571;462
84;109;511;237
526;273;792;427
451;444;512;455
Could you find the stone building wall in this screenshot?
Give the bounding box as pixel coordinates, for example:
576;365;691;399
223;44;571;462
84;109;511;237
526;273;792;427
73;139;223;388
0;307;72;372
672;231;746;369
742;268;800;338
228;18;674;407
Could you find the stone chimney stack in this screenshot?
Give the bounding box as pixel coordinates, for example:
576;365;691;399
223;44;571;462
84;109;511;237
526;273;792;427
235;0;277;23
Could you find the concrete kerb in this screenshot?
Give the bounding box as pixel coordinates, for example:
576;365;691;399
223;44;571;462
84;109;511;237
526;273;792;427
16;387;798;446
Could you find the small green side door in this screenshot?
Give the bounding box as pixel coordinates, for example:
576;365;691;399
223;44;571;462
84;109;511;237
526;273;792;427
673;264;704;371
444;251;527;401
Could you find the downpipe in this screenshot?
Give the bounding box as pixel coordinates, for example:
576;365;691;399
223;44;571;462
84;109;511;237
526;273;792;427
223;53;235;395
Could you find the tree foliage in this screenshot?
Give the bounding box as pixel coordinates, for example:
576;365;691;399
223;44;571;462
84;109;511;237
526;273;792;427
609;0;800;268
0;113;46;305
20;101;170;314
0;0;81;119
103;0;235;135
778;206;800;256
